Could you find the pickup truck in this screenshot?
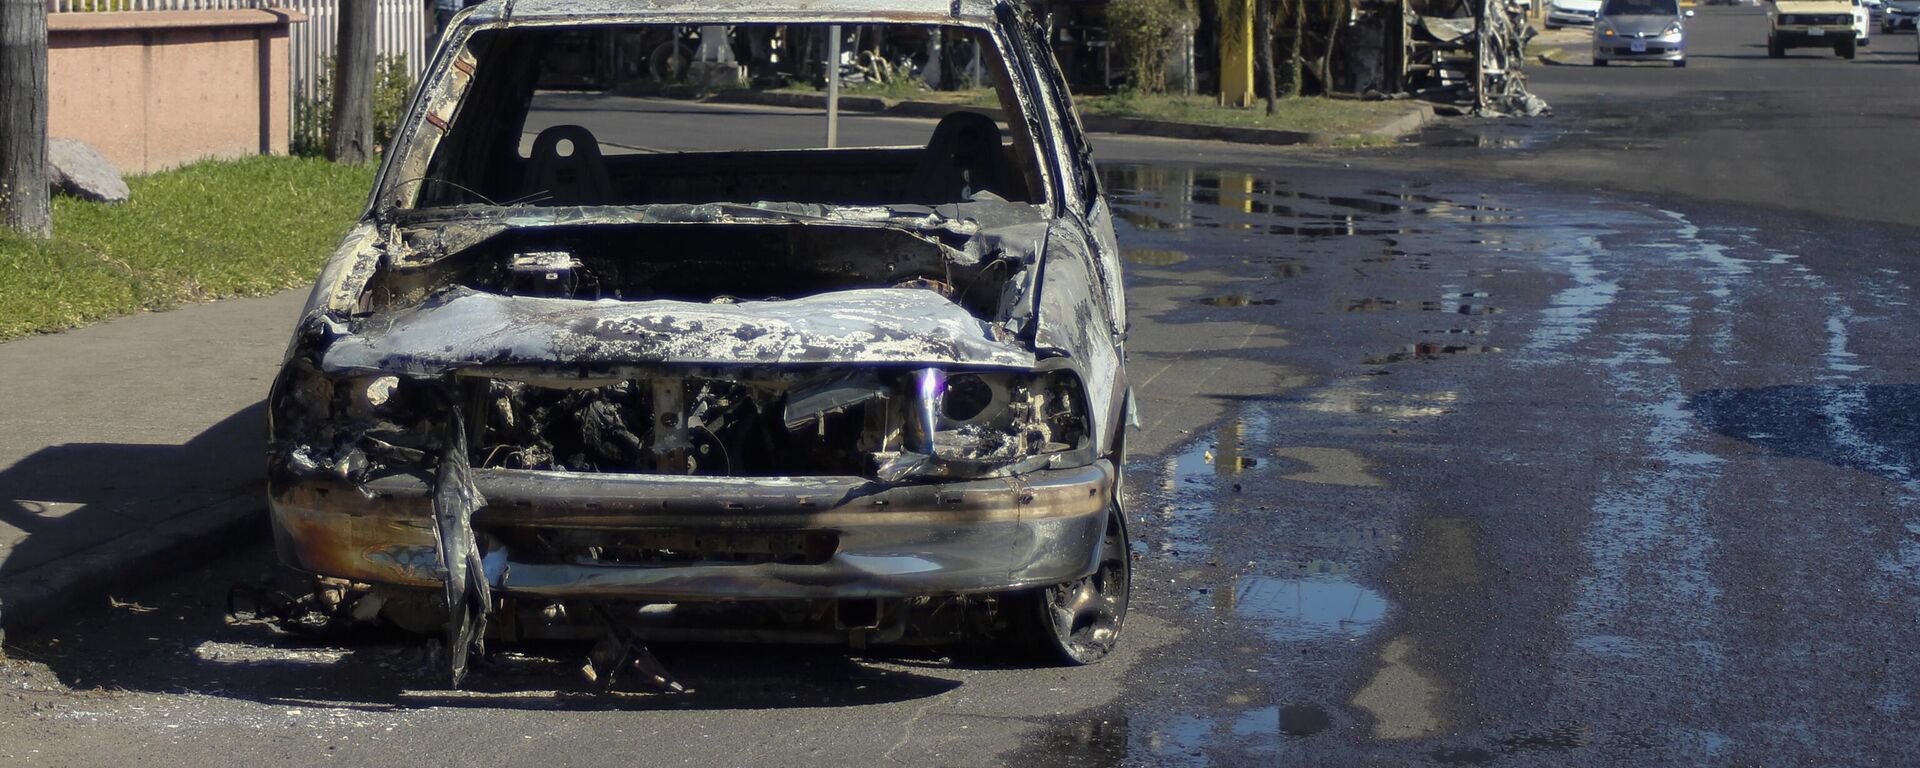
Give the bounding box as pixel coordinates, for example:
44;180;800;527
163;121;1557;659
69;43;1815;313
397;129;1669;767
1769;0;1862;57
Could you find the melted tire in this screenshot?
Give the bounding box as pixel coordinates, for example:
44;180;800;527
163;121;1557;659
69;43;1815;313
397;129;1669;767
1004;505;1131;666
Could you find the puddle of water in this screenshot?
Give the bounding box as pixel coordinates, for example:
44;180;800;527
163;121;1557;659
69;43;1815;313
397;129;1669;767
1141;714;1213;767
1365;343;1501;365
1277;703;1335;737
1101;165;1520;244
1231;573;1389;641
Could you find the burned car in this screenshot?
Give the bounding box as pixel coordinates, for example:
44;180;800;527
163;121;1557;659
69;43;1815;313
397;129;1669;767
267;0;1132;685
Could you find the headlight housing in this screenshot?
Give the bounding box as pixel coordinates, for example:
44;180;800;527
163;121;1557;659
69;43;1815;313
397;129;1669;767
1599;20;1617;35
1664;21;1684;35
877;368;1092;480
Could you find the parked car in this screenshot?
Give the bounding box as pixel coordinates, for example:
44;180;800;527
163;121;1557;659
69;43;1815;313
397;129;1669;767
269;0;1135;685
1771;0;1863;56
1854;0;1874;42
1548;0;1606;27
1883;0;1920;30
1594;0;1694;65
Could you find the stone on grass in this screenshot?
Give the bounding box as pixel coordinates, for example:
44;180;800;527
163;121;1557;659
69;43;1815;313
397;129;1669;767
47;138;130;204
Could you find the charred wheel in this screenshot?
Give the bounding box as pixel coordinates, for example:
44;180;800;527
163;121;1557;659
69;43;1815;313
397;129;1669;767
1007;485;1130;665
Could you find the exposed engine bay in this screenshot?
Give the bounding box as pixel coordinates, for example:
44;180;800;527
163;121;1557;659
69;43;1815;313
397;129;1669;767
357;220;1034;319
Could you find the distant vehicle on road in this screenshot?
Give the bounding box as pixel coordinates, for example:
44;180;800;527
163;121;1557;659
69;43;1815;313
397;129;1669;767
1769;0;1863;56
1854;0;1874;42
1882;0;1920;30
1594;0;1693;66
1547;0;1604;27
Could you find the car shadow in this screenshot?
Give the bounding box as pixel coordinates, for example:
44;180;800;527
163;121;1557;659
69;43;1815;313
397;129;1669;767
1689;383;1920;484
0;399;972;712
0;402;270;632
5;550;969;712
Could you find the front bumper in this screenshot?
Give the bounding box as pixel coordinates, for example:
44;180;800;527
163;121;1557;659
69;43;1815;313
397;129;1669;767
1775;26;1858;44
1594;36;1686;60
1884;14;1916;28
271;461;1114;601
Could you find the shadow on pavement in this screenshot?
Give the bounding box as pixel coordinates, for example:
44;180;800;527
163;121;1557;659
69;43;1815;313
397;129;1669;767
0;402;268;631
1689;384;1920;483
7;547;966;712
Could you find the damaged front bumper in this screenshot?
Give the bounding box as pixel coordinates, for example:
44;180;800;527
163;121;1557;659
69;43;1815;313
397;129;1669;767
270;461;1114;600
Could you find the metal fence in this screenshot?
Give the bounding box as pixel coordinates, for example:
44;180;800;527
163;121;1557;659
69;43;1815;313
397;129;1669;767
49;0;265;10
48;0;430;140
278;0;429;115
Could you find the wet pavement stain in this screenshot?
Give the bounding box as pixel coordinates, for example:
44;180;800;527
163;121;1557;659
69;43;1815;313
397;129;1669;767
1086;160;1920;764
1346;298;1401;312
1388;517;1485;598
1273;446;1387;487
1365;343;1501;365
1124;248;1192;267
1199;295;1279;307
1018;707;1132;768
1301;383;1459;420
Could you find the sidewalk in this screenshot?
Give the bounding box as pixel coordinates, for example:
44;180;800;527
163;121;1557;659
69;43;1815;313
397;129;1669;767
0;289;305;639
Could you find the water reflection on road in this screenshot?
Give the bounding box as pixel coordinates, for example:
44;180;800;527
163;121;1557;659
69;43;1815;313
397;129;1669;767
1054;162;1920;765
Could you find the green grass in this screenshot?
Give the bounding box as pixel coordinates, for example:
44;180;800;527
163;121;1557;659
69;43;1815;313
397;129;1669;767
1074;93;1416;136
0;156;375;341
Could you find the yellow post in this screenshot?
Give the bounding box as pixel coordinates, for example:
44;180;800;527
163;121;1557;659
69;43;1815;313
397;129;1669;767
1219;0;1255;107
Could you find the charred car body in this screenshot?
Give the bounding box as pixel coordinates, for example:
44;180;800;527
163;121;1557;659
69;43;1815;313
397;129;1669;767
268;0;1132;683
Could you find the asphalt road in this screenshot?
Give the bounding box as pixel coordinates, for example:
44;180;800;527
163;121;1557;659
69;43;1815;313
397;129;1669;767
5;8;1920;766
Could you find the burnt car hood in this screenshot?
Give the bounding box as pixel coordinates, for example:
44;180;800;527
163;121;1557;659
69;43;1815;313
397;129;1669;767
320;286;1036;375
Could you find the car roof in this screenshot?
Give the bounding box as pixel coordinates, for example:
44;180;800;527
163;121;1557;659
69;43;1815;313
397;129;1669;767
461;0;1008;24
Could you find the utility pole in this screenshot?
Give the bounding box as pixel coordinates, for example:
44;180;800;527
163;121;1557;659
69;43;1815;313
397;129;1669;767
1;0;50;238
824;24;840;149
329;0;376;164
1218;0;1255;106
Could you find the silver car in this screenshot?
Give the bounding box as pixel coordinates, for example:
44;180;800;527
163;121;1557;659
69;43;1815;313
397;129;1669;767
1594;0;1695;66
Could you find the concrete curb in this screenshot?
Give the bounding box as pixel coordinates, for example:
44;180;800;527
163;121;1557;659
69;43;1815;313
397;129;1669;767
710;89;1438;147
1538;48;1593;66
0;494;266;642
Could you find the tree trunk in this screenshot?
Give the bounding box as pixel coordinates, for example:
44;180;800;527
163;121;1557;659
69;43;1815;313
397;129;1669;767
1283;0;1303;97
329;0;376;164
1;0;49;238
1320;0;1345;95
1257;0;1277;115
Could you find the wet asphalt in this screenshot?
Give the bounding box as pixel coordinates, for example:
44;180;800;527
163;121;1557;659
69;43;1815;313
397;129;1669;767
5;7;1920;766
